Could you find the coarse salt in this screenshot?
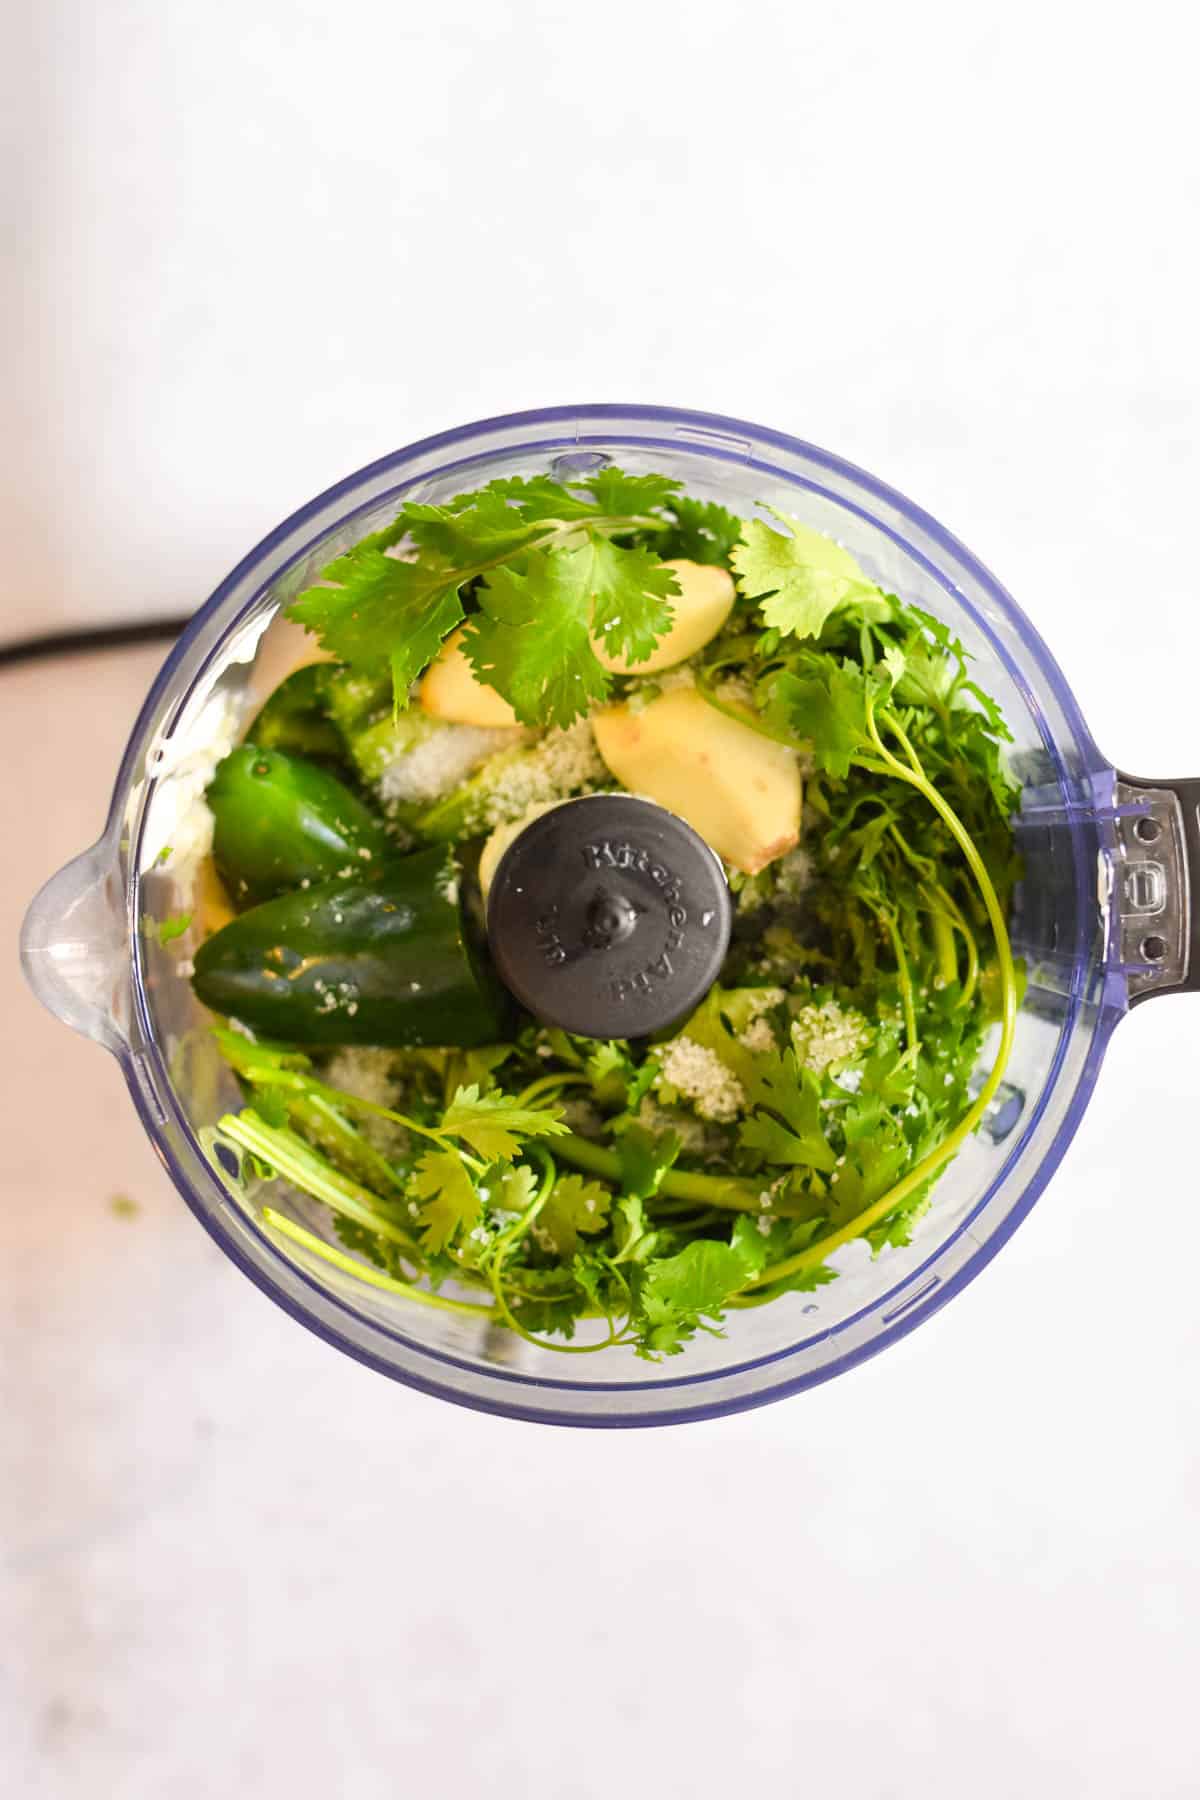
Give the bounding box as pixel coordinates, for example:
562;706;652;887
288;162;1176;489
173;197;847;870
378;723;521;809
791;1000;871;1076
657;1036;745;1122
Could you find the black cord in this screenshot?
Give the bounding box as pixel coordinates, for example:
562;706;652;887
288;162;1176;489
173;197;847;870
0;616;191;669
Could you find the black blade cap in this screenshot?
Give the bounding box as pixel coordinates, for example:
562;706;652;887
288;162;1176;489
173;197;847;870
485;794;732;1040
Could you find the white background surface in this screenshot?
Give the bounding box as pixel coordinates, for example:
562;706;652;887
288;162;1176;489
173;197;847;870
4;2;1199;1795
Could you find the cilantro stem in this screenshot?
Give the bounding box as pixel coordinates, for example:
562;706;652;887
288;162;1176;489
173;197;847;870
491;1145;555;1257
573;514;672;537
650;1205;728;1230
599;1254;633;1316
267;1207;623;1330
742;701;1018;1292
928;907;959;988
218;1110;420;1253
239;1074;410;1192
884;818;934;879
553;1132;768;1213
923;878;979;1003
881;826;975;994
237;1068;490;1175
261;1209;494;1318
486;1148;633;1352
867;702;1016;1028
867;898;919;1061
548;1135;625;1184
513;1072;590;1108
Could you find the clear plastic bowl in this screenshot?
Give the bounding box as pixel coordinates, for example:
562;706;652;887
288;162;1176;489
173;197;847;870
21;404;1197;1426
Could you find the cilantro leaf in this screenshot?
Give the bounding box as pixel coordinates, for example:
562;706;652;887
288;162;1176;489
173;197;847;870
441;1043;515;1098
585;1040;637;1108
961;679;1015;745
895;639;958;711
587;540;680;666
739;1056;836;1172
827;1142;911;1231
764;1260;840;1298
569;1251;610;1314
743;1049;821;1134
859;1036;916;1107
764;662;873;778
410;1149;480;1252
615;1122;681;1200
832;802;894;869
838;1089;890;1150
611;1193;662;1264
578;468;682;516
474;474;602;524
508;1264;588;1338
395;495;540;565
462;549;612;726
636;1229;763;1355
647;1238;759;1310
731;509;876;639
289;542;464;705
463;539;677;727
864;1179;935;1252
822;1163;868;1230
287;468;685;722
658;496;745;567
535;1173;612;1257
739;1112;824;1169
728;1214;772;1277
495;1161;539;1214
880;644;907;690
440;1084;569;1162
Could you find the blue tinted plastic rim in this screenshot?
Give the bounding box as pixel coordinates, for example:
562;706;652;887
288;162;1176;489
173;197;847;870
111;403;1121;1426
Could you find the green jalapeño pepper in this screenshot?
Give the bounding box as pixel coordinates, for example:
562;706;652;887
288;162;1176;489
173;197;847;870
191;845;512;1047
244;665;345;764
208;745;388;905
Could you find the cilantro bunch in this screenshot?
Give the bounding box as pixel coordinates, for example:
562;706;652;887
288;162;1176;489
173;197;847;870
206;472;1021;1359
289;469;737;728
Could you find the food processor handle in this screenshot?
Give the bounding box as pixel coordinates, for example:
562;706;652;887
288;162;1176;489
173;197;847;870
1114;773;1200;1004
20;833;131;1054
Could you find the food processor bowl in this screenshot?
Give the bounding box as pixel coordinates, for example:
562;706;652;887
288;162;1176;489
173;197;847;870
21;405;1200;1426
